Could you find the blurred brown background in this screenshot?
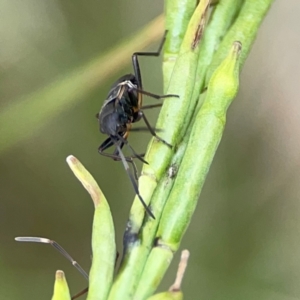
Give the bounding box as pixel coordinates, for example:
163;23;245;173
1;1;300;299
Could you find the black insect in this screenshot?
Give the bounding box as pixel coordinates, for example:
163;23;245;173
97;32;177;218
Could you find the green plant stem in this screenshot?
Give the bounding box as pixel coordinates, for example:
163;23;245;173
0;15;164;154
114;6;243;295
126;0;211;243
132;2;274;297
170;0;244;178
145;249;189;300
163;0;197;88
135;41;242;299
109;2;211;300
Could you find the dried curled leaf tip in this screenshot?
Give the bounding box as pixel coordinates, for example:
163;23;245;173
169;249;190;292
55;270;65;281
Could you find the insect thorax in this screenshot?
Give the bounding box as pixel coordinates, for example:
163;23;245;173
99;79;140;136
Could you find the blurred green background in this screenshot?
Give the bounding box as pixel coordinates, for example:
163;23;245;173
1;1;300;299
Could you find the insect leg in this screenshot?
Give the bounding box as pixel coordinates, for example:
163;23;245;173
132;31;167;89
116;134;148;165
99;137;142;181
114;143;155;219
141;103;163;110
130;126;162;132
129;86;179;100
112;144;140;181
72;287;89;300
139;111;172;148
99;137;144;163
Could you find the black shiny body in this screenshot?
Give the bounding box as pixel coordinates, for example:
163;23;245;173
99;74;141;139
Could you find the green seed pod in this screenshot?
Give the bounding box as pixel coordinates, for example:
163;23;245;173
159;41;242;249
51;271;71;300
133;41;242;300
147;291;183;300
163;0;198;88
66;156;116;300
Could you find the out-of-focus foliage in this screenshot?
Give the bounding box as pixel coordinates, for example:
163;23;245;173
1;1;300;300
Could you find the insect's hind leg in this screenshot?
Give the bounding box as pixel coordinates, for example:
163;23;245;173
98;139;142;181
98;137;144;162
132;31;167;88
112;145;143;182
114;143;155;219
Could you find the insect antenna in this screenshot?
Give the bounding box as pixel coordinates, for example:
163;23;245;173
15;236;89;280
114;142;155;219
